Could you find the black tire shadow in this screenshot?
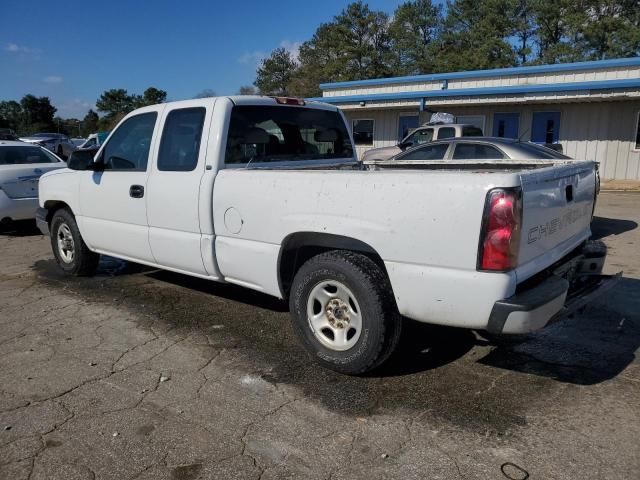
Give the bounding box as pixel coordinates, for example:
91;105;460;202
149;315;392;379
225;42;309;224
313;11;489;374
591;216;638;240
478;276;640;385
0;220;41;237
373;320;476;377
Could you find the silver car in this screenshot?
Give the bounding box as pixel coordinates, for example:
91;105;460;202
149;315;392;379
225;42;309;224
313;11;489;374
368;137;570;163
0;141;65;226
18;133;76;159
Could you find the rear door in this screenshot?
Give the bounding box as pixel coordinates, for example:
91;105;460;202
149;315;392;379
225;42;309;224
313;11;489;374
516;162;596;281
146;99;214;275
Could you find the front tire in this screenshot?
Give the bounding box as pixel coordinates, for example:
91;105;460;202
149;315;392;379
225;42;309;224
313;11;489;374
289;250;401;375
50;208;99;276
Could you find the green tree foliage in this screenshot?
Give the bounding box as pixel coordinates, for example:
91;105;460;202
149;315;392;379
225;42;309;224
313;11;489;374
193;89;217;98
96;89;136;119
389;0;442;75
437;0;517;71
238;85;257;95
82;109;100;135
254;47;297;95
0;100;23;131
136;87;167;107
20;95;57;133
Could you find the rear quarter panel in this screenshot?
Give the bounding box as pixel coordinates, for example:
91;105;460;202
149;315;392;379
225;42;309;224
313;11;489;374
213;169;520;326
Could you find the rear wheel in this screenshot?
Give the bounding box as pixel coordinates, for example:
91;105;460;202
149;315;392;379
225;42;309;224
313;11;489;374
289;250;401;375
50;209;99;276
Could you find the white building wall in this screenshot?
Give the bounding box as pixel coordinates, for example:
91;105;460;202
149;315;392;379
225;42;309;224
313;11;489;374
344;100;640;180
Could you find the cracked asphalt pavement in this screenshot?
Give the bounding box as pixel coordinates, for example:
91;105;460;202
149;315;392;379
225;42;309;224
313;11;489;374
1;192;639;480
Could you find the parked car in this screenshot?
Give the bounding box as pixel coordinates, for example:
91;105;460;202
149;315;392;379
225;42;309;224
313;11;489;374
360;122;483;162
368;137;570;164
36;96;616;374
0;128;19;141
78;132;109;150
0;141;65;226
19;133;76;159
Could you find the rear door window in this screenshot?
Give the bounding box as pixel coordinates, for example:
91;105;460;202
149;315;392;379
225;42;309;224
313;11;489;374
157;107;206;171
437;127;456;139
225;106;353;164
397;143;449;161
452;143;505;160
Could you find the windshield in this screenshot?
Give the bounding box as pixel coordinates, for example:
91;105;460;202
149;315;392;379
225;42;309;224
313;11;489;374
225;105;354;165
32;133;58;138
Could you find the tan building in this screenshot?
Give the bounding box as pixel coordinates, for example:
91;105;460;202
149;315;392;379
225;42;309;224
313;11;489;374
312;57;640;180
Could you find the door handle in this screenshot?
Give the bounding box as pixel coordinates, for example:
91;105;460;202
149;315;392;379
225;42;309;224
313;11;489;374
129;185;144;198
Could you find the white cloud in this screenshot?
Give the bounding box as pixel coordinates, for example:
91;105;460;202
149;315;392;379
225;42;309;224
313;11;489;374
279;40;302;63
238;50;268;66
237;39;302;66
5;43;38;54
43;75;63;84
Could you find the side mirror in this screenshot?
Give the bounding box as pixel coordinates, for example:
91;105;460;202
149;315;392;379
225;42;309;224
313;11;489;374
398;141;412;150
67;148;102;171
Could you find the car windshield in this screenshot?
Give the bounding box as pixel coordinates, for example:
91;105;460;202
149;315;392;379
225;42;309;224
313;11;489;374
225;105;354;165
32;133;59;138
0;146;60;165
513;142;571;159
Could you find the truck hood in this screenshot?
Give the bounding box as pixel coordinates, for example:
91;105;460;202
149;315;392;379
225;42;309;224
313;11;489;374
361;145;402;162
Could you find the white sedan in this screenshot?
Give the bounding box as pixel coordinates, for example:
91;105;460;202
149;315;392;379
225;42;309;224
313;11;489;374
0;141;65;226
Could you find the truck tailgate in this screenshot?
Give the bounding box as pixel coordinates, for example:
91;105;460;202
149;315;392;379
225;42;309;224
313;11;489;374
516;161;596;282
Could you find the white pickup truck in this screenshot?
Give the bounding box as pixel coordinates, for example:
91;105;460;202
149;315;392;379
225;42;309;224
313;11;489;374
36;96;617;374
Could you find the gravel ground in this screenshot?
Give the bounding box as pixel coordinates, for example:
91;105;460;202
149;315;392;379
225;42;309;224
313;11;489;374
0;192;638;480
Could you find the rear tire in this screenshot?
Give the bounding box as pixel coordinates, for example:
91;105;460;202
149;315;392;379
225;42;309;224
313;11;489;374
289;250;401;375
50;208;99;276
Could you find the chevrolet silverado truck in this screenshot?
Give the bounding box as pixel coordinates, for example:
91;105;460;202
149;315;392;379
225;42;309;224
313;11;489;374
36;96;618;374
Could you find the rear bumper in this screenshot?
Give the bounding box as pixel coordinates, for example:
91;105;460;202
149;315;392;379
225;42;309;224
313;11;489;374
35;207;49;236
487;241;621;334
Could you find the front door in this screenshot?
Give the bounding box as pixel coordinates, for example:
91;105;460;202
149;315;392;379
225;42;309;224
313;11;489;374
398;115;419;142
77;110;160;263
493;113;520;138
532;112;561;144
146;100;213;275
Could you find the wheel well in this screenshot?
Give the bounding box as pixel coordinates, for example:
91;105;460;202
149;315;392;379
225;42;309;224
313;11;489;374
278;232;388;299
43;201;72;223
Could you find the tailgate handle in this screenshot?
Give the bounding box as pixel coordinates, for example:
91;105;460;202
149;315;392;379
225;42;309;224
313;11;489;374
565;185;573;202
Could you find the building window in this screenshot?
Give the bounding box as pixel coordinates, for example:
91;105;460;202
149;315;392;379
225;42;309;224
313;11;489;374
635;112;640;150
352;119;374;145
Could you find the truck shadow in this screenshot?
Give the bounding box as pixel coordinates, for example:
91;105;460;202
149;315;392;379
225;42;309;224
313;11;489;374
478;276;640;385
0;220;41;237
591;216;637;240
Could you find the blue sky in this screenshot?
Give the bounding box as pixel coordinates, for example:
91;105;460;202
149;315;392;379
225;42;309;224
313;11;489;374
1;0;409;118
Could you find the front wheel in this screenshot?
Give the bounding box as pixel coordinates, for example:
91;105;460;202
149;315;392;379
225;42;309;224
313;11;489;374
289;250;401;375
50;208;99;276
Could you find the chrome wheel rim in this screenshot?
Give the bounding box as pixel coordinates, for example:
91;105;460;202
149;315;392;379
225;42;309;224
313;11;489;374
56;223;75;263
306;280;362;351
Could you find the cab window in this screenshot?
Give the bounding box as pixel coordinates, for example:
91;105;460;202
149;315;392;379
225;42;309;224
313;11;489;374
157;108;205;171
437;127;456;139
102;112;157;171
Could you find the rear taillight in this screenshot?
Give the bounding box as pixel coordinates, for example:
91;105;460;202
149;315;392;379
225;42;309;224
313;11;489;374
477;188;522;272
